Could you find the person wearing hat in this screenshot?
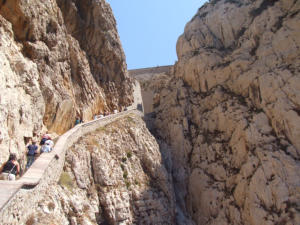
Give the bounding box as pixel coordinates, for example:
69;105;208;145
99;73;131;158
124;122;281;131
25;139;39;169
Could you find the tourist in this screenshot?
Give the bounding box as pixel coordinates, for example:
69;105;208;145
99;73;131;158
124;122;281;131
45;138;54;149
41;137;54;153
0;153;20;180
25;140;38;169
40;133;50;145
75;117;81;125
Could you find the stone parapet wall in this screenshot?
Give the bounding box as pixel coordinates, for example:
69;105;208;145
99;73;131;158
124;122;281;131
0;110;142;224
129;65;173;77
129;66;172;115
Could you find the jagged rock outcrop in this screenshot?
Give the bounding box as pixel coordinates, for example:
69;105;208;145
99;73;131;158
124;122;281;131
151;0;300;224
0;0;133;164
18;114;175;225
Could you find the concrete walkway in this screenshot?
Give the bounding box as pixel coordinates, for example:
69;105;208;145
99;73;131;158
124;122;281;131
0;109;143;212
0;181;23;211
127;80;144;111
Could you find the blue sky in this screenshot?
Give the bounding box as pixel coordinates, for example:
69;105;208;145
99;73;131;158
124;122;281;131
106;0;208;69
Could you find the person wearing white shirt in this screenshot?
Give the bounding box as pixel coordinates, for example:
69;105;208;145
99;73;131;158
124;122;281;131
41;139;54;153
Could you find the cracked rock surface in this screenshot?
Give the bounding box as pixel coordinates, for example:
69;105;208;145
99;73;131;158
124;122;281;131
151;0;300;224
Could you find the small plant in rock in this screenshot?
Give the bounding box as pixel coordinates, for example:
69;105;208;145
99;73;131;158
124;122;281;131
120;164;125;171
121;157;127;163
126;151;132;158
134;179;140;186
125;180;131;189
123;171;128;179
127;116;134;123
59;172;73;191
96;126;107;132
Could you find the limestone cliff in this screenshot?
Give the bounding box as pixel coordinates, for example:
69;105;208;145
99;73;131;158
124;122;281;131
0;0;133;163
151;0;300;224
10;114;175;225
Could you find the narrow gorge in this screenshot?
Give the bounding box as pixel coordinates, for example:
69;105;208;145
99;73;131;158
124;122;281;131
0;0;299;225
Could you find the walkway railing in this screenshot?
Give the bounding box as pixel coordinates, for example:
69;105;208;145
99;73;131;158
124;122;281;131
0;109;143;213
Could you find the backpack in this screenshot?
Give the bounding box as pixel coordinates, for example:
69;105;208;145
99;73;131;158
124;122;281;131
40;137;47;145
3;160;17;175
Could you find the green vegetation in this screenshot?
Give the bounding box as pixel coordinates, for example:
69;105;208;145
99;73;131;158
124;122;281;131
126;151;132;158
125;180;131;189
96;126;107;133
59;172;74;191
120;164;125;171
127;116;135;123
121;157;127;163
134;179;140;186
123;171;128;179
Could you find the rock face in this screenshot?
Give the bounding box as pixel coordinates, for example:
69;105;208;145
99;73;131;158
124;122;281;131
151;0;300;224
22;114;175;225
0;0;133;163
57;0;132;109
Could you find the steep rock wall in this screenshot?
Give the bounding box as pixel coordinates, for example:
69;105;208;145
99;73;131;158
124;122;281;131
57;0;132;109
152;0;300;224
0;0;133;163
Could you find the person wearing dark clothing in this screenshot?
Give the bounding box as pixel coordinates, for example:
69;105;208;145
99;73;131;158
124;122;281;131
40;137;47;145
0;153;20;180
26;141;38;169
75;117;81;126
40;133;50;145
